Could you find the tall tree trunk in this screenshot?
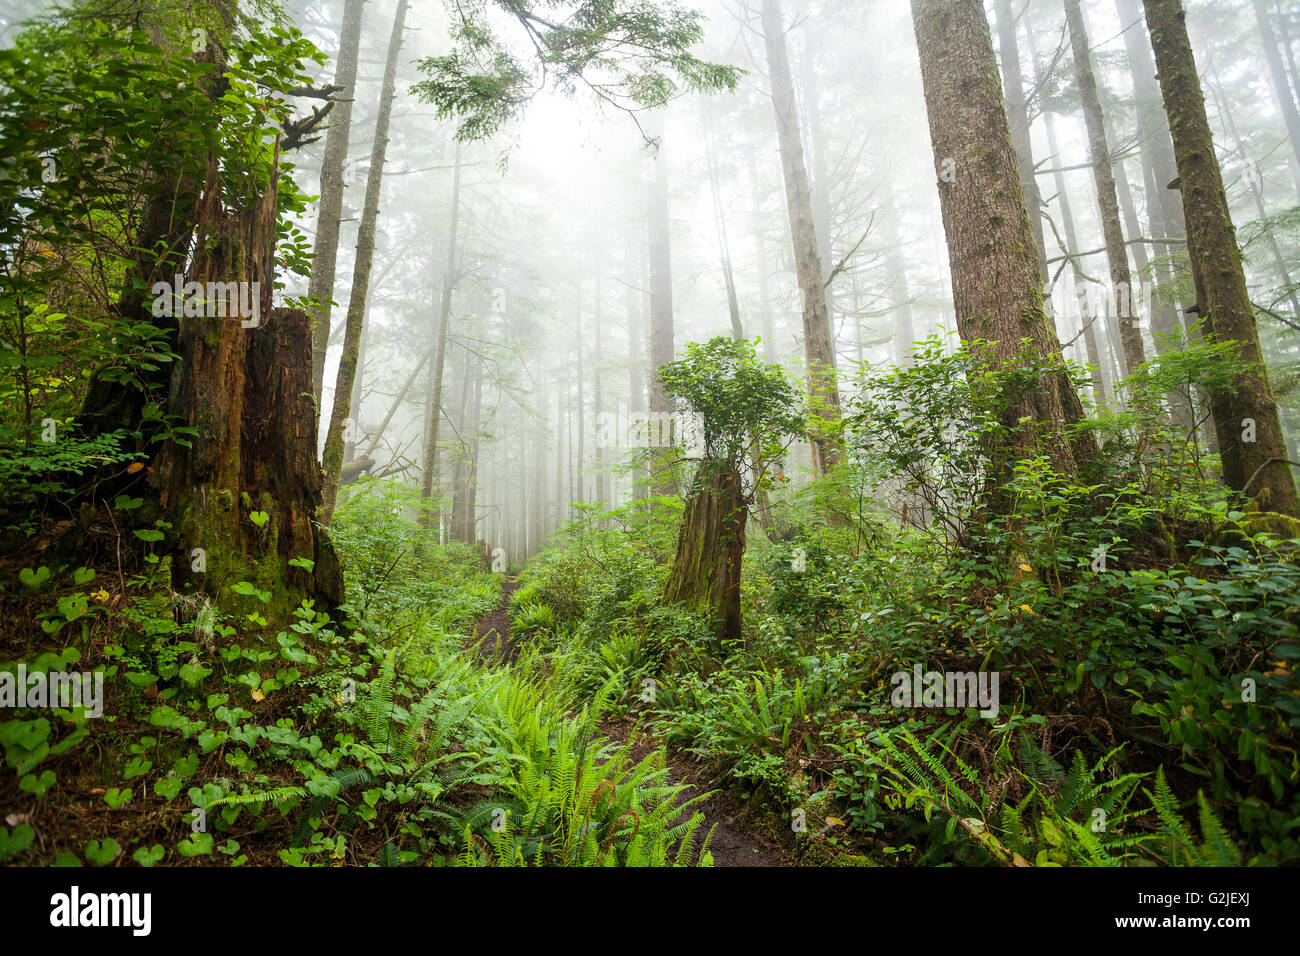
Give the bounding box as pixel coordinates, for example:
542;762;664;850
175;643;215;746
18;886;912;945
532;423;545;551
419;143;462;531
993;0;1049;279
646;128;677;496
623;232;648;499
309;0;365;405
1205;56;1300;322
1021;15;1111;407
594;276;607;507
1065;0;1146;380
704;107;744;340
911;0;1096;492
746;151;777;361
342;330;366;462
575;285;586;506
1117;0;1196;338
1143;0;1300;516
1253;0;1300;198
320;0;408;524
1111;114;1197;426
760;0;843;475
361;346;431;460
452;351;482;544
800;21;837;348
883;192;916;365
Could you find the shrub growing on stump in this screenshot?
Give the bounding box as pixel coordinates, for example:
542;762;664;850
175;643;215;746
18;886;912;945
659;337;803;642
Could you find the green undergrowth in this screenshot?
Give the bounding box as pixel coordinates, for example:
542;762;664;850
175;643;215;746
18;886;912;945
1;480;713;866
505;340;1300;867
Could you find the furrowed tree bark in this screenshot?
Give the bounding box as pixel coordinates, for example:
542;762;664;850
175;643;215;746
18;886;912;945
309;0;365;406
760;0;842;476
320;0;407;524
1065;0;1146;381
1143;0;1300;517
911;0;1096;490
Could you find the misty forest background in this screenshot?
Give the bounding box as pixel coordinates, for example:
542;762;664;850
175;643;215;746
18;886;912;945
1;0;1298;867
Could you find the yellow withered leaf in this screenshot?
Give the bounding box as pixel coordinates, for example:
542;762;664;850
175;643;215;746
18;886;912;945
250;688;265;702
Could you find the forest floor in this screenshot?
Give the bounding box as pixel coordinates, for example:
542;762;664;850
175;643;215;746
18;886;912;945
468;580;787;867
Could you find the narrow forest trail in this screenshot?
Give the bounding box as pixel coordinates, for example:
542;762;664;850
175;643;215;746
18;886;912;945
467;581;787;867
468;579;520;663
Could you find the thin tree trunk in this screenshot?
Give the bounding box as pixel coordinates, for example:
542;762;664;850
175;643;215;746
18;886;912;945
362;347;431;459
704;107;744;340
342;330;366;462
1066;0;1146;381
760;0;843;475
800;22;837;345
1022;16;1111;407
883;193;916;365
309;0;365;405
594;276;608;508
575;284;585;507
646;126;676;496
1117;0;1195;340
994;0;1049;279
1143;0;1300;516
624;232;648;499
746;152;777;361
320;0;408;524
419;142;462;531
1205;56;1300;321
452;351;482;543
1253;0;1300;198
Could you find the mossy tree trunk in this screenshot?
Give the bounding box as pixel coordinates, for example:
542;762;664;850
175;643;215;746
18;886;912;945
154;148;343;625
1143;0;1300;517
77;7;343;626
663;461;747;642
911;0;1097;490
